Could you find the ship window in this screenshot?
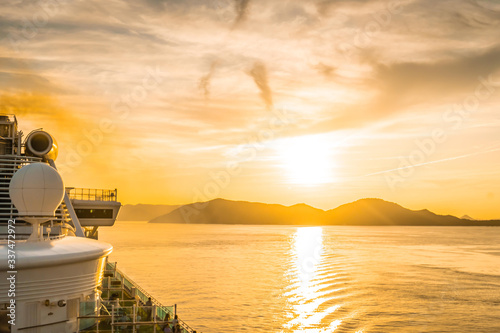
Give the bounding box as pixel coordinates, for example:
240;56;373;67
75;209;113;219
0;125;10;137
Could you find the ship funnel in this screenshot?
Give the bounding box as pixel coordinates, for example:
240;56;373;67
26;131;58;161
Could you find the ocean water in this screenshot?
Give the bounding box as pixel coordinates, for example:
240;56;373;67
99;223;500;333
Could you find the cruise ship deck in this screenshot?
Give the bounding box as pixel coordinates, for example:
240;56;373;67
77;261;196;333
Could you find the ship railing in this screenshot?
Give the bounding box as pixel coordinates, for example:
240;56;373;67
77;303;191;333
0;227;66;242
102;262;198;333
67;188;118;202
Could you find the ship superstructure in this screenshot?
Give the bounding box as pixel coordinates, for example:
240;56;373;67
0;115;197;333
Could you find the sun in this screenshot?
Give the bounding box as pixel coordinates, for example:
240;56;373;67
276;134;336;186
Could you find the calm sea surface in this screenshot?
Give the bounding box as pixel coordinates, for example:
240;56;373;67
99;223;500;333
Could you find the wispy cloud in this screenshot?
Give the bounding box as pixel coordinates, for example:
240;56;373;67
248;61;273;110
199;60;218;100
313;62;336;78
363;146;500;177
232;0;252;28
0;92;92;133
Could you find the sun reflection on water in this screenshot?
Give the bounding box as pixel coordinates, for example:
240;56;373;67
282;227;343;332
295;227;323;289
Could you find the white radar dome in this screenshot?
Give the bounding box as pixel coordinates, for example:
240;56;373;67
9;163;65;217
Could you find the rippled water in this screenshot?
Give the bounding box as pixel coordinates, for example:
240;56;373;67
99;223;500;333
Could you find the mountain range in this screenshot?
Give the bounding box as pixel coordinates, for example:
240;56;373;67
117;204;180;221
132;198;500;226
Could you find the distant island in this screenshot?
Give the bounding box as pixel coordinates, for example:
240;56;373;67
118;198;500;226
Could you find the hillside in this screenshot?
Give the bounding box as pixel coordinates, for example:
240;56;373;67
117;204;180;221
149;198;325;225
149;198;500;226
325;198;463;226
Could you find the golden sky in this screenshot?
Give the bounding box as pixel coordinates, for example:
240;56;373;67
1;0;500;219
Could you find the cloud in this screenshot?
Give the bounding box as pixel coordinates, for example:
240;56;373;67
313;62;336;77
289;45;500;136
0;71;67;94
0;92;92;133
315;0;384;17
370;45;500;114
0;57;69;94
199;60;218;100
247;61;273;110
232;0;251;28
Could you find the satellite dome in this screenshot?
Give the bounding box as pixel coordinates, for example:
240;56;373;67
9;163;64;217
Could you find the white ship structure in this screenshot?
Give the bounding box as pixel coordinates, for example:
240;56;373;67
0;114;197;333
